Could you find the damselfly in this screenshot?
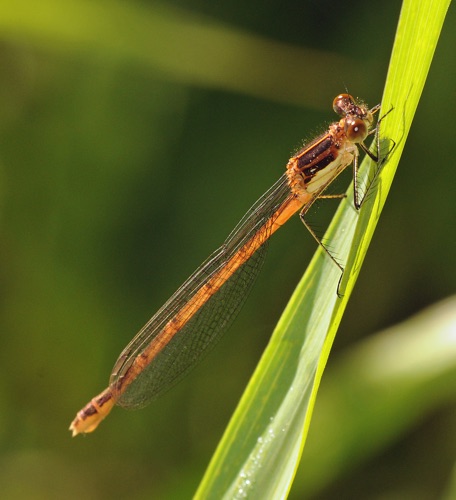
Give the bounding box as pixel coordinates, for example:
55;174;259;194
70;93;387;436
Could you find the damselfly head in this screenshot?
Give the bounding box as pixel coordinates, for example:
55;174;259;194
332;94;375;143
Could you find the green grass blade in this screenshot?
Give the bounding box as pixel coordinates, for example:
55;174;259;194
195;0;452;498
297;297;456;496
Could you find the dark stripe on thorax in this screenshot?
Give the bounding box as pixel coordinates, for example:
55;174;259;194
295;134;338;177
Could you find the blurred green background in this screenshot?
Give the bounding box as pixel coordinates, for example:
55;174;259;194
1;1;455;498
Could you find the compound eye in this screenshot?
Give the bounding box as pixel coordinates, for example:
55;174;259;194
333;93;355;116
345;117;367;142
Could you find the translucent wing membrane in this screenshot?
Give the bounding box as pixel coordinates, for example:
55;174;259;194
110;174;292;409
